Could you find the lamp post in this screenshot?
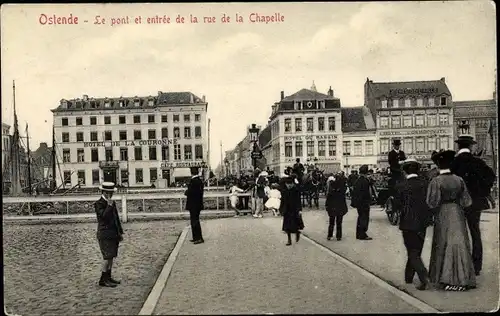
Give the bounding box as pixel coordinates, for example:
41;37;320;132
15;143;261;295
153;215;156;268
224;157;229;177
249;124;261;171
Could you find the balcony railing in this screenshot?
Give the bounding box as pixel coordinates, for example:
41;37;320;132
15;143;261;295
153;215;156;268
99;160;119;168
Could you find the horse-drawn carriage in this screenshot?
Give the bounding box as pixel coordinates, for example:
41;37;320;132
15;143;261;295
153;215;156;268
370;172;401;226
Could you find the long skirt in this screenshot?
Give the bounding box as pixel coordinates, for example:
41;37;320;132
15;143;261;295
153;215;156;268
428;202;476;288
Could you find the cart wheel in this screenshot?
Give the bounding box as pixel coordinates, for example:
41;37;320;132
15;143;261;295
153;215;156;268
385;197;399;226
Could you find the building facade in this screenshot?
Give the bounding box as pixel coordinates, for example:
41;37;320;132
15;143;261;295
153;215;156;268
31;142;53;188
341;107;378;174
51;91;208;188
267;83;343;175
454;98;497;171
365;77;454;168
2;122;10;172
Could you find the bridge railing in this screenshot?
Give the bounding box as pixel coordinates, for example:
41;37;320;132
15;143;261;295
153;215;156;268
2;192;252;222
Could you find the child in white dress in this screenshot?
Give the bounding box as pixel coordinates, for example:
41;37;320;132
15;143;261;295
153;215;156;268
229;183;245;216
265;183;282;216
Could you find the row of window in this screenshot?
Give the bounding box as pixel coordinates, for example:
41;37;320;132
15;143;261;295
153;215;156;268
342;140;375;156
60;126;203;143
61;144;204;163
284;117;336;133
65;167;164;185
379;114;449;129
380;97;447;109
379;137;451;155
284;140;346;157
60;113;202;126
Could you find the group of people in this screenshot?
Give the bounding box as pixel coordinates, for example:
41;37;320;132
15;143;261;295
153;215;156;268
379;136;495;292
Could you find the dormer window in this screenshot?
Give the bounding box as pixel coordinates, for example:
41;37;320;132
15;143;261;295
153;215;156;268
392;99;399;108
134;99;140;107
90;101;97;109
440;97;447;106
381;99;388;108
148;99;154;106
105;100;111;108
405;98;411;108
76;101;82;109
119;100;125;107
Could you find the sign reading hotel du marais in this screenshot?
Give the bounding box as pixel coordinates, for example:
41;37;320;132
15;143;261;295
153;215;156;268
379;129;450;136
284;134;338;141
83;138;177;148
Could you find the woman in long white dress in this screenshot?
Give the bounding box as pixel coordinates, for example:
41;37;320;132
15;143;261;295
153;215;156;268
265;183;282;216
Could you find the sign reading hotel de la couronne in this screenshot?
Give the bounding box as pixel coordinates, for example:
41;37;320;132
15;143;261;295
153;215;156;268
83;138;177;147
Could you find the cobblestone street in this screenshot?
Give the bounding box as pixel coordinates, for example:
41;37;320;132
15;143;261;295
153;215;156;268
153;216;423;315
3;221;187;315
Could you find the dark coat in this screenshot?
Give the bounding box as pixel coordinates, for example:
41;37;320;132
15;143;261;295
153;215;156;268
95;197;123;240
325;177;348;217
393;176;432;231
451;152;496;212
388;149;407;173
351;175;371;209
185;175;204;213
347;174;358;187
281;185;304;232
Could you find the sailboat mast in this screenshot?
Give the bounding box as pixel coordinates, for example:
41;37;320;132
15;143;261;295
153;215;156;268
26;123;32;195
10;80;22;195
51;125;57;191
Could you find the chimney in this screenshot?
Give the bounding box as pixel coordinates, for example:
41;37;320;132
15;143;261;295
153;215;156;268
280;91;284;100
202;95;206;102
190;93;194;103
440;77;445;82
327;86;334;97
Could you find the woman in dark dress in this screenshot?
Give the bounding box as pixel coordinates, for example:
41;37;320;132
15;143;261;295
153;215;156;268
426;150;476;291
282;175;304;245
325;173;348;241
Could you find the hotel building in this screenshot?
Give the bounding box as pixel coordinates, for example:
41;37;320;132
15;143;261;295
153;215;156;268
454;97;497;170
341;107;378;173
51;91;208;188
267;83;343;175
364;77;454;168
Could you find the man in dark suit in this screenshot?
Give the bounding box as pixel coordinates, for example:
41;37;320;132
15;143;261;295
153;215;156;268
351;165;373;240
393;159;432;290
388;139;407;196
185;167;205;244
292;158;305;183
451;135;496;276
95;182;124;288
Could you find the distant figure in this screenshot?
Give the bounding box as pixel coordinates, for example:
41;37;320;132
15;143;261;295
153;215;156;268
351;165;373;240
393;159;432;291
229;182;245;217
185;167;205;244
427;150;476;291
292;158;305;182
281;175;304;246
451;135;496;276
388;139;407;196
325;172;348;241
95;182;123;288
265;183;282;216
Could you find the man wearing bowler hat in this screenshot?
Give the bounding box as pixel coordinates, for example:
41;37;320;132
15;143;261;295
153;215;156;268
185;166;205;244
95;182;123;287
388;139;407;195
393;158;432;290
451;134;496;276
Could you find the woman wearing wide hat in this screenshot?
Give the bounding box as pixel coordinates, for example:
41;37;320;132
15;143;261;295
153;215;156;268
281;174;304;245
95;182;124;288
426;150;476;291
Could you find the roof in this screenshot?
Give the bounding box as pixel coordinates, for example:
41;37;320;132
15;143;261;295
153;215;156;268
453;99;495;107
282;88;337;102
366;78;451;99
341;107;376;132
258;125;272;148
51;91;206;112
2;122;11;129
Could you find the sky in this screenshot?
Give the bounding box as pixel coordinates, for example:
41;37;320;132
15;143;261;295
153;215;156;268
1;2;496;168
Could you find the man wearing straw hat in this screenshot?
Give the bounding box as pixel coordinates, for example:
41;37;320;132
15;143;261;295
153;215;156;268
95;182;123;288
451;134;496;276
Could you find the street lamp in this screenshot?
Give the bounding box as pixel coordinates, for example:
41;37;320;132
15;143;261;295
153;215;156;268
458;120;471;136
248;124;261;171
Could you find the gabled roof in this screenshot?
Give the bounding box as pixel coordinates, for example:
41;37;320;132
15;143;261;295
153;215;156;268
341;107;376;132
282;88;336;102
367;79;451;99
157;92;204;105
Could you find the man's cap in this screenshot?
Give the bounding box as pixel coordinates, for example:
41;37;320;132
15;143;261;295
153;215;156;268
99;182;117;192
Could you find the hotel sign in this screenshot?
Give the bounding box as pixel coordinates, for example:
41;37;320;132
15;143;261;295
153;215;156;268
161;161;204;169
284;135;338;141
389;88;438;95
83;138;177;147
379;129;449;136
